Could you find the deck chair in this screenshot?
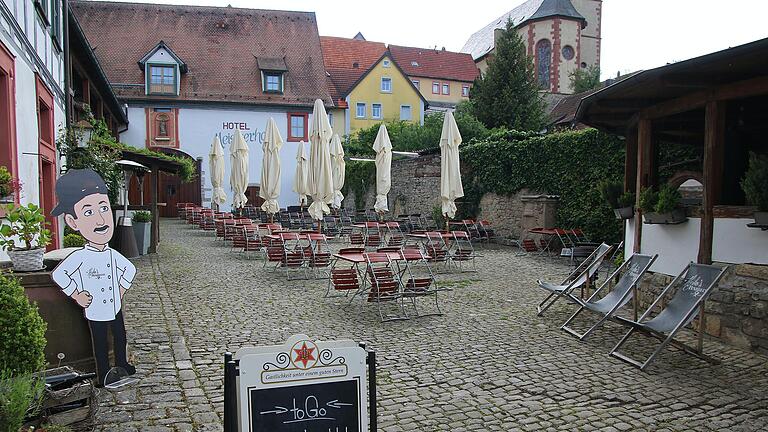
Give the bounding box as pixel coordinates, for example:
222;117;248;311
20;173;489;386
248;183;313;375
363;253;406;322
398;250;442;317
561;253;657;340
536;243;612;316
425;232;450;268
610;263;729;370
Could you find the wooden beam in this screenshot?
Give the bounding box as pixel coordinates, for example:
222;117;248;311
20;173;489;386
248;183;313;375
698;101;726;264
634;119;653;253
149;165;159;254
624;131;638;193
641;75;768;120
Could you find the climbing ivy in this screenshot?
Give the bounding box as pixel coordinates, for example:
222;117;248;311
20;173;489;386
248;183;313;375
340;161;376;210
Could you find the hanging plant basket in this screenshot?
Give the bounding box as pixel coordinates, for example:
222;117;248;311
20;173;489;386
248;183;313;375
613;206;634;220
8;247;45;272
643;208;687;225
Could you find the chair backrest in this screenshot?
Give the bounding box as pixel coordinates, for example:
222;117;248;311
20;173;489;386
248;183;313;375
279;232;300;241
339;247;365;254
565;243;612;286
364;252;392;264
645;263;728;333
591;254;656;308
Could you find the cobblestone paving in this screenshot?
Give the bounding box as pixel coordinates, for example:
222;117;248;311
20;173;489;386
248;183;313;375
94;219;768;431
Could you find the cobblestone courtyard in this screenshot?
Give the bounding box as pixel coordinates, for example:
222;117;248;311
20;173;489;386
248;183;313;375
93;219;768;431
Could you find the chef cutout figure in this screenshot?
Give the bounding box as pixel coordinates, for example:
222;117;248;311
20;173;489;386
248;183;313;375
51;169;137;387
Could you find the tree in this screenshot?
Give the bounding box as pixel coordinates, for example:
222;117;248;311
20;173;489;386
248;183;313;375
469;19;545;131
570;65;601;93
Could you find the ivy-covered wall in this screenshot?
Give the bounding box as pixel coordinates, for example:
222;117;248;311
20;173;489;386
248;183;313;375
460;129;627;243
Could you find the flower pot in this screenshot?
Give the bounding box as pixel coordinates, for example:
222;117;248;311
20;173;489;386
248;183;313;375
8;247;45;271
643;208;687;225
614;206;634;220
754;211;768;226
133;221;151;255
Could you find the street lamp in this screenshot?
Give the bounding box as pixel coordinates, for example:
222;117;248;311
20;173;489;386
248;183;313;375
74;119;94;148
113;160;150;259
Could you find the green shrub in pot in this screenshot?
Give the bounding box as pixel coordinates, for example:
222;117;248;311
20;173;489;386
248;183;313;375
638;188;658;214
63;233;86;248
132;210;152;255
0;204;52;271
0;165;12;198
655;184;682;214
0;272;47;375
741;152;768;225
133;210;152;223
617;191;636;208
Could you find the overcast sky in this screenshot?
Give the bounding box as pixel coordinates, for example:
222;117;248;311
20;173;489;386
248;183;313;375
91;0;768;80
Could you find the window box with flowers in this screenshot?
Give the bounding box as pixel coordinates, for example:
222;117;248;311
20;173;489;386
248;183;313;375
0;165;22;207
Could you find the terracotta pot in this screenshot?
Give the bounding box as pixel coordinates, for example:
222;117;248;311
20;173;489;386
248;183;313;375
8;247;45;271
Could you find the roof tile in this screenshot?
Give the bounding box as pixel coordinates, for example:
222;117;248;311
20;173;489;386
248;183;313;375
389;45;479;82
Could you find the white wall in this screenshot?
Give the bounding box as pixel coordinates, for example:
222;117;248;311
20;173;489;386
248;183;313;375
121;105;309;209
625;216;768;276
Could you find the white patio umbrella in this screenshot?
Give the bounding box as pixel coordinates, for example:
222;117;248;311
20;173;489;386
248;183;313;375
208;135;227;210
373;124;392;213
440;111;463;220
259;118;283;215
329;133;346;209
293;140;309;206
229;128;250;209
307;99;334;221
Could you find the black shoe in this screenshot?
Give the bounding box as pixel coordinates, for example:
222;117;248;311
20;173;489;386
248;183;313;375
119;364;137;375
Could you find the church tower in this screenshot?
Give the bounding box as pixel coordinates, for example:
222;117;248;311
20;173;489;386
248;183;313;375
570;0;603;69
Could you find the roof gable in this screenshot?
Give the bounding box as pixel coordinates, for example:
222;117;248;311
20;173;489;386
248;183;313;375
389;45;479;82
320;36;387;100
138;41;188;73
461;0;585;60
347;52;428;105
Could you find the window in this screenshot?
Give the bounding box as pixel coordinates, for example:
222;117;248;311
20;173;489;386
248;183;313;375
399;105;412;121
50;0;62;47
38;98;53;148
328;112;334;127
411;61;419;67
380;77;392;93
442;84;450;95
562;45;575;61
382;59;391;68
432;82;440;94
372;103;382;119
412;79;420;89
34;0;50;24
356;103;366;118
263;71;283;93
0;42;17;199
148;65;176;95
462;85;469;97
287;113;308;142
536;39;552;89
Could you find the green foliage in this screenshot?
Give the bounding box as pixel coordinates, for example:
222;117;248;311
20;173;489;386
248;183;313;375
0;371;44;432
638;188;658;214
460;128;626;243
345;111;491;157
467;19;545;131
62;233;86;248
39;425;74;432
617;191;636;208
597;180;623;208
431;205;446;230
57;123;123;205
569;65;601;93
655;184;681;214
0;272;47;376
0;203;52;251
741;152;768;211
132;210;152;223
0;166;11;197
340;161;376;210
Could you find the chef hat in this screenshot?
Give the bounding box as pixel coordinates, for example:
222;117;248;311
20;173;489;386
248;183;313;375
51;169;109;216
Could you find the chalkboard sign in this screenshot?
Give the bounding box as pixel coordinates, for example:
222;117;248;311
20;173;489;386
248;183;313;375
250;380;360;431
231;334;370;432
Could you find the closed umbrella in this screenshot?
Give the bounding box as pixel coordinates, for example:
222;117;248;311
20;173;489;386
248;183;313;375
293;140;309;206
307;99;334;221
259;118;283;215
230;128;250;209
440;111;464;221
373;124;392;213
208;135;226;210
330;133;346;209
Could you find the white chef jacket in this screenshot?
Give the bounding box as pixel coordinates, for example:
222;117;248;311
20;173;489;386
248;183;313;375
51;244;136;322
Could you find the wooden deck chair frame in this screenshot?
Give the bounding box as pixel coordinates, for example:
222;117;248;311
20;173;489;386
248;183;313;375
536;243;612;316
561;253;657;340
363;253;407;322
279;232;309;280
450;231;478;272
397;250;442;318
609;263;729;371
305;233;332;278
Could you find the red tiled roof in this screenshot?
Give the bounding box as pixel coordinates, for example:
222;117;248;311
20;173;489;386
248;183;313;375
71;1;332;108
320;36;387;101
389;45;479;82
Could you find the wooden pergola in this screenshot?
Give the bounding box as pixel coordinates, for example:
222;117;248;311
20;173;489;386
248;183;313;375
576;38;768;265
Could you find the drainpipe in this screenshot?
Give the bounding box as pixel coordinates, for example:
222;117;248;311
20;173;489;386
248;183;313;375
63;0;72;129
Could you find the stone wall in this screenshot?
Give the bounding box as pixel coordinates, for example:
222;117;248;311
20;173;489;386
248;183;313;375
477;191;558;239
636;264;768;355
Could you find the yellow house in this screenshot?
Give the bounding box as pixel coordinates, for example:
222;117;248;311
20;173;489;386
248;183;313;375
321;36;426;135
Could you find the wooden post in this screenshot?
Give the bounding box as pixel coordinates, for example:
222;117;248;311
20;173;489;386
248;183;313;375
634;118;653;253
149;165;159;254
624;132;638;193
698;101;725;264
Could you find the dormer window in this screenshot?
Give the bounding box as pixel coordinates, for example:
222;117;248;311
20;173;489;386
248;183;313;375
257;57;288;95
139;41;187;97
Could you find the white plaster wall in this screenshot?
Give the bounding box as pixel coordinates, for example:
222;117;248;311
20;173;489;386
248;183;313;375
558;19;581;94
12;47;40;206
713;218;768;264
121;106;308;209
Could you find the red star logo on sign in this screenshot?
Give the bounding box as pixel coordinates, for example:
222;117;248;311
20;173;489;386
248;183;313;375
293;342;316;368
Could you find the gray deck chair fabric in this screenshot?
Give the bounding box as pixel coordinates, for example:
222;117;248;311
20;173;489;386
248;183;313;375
561;253;657;340
536;243;612;316
610;263;729;370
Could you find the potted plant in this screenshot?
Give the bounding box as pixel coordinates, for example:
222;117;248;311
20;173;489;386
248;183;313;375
132;210;152;255
0;203;52;271
639;185;687;225
598;180;635;219
0;165;22;205
741;152;768;225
